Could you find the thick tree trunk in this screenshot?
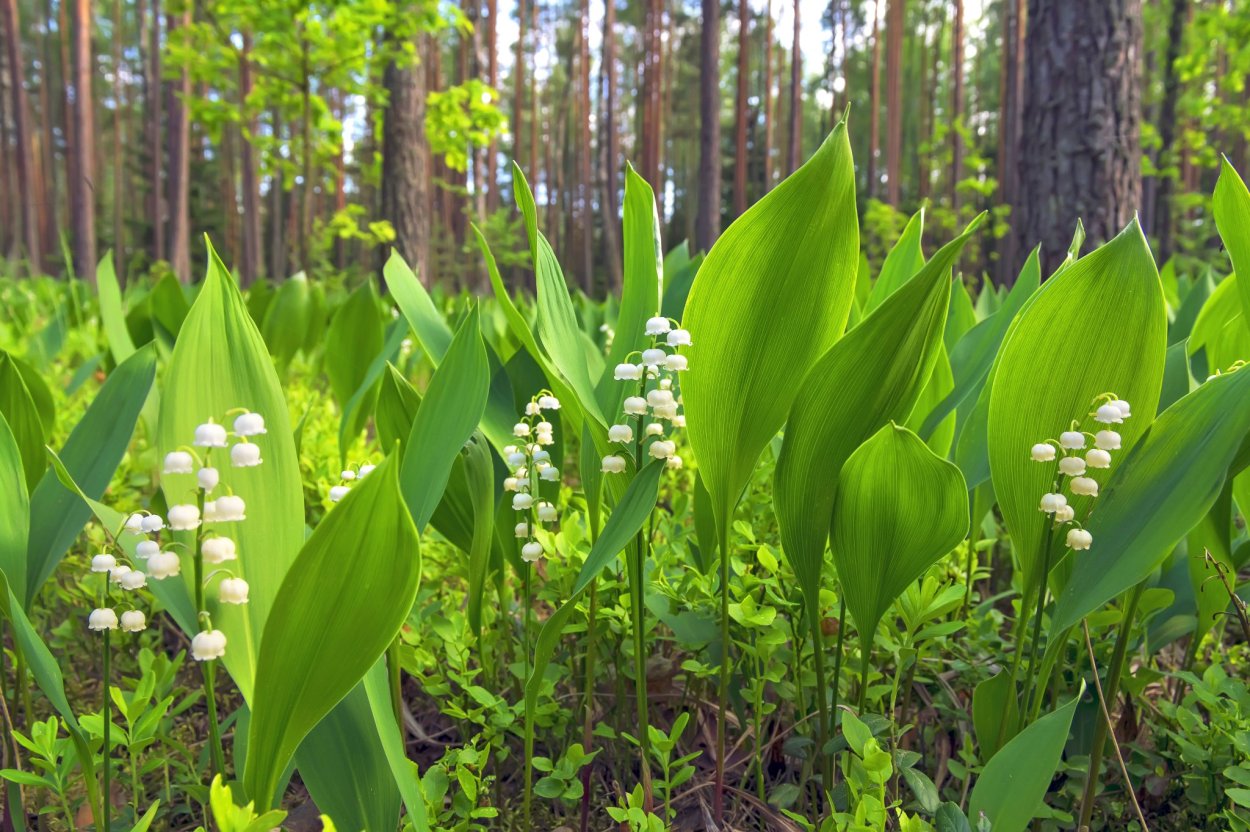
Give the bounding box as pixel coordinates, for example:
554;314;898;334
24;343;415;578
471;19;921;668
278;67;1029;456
1;0;42;272
239;33;261;285
995;0;1025;283
867;0;881;198
147;0;163;263
1151;0;1189;265
577;0;593;288
733;0;749;216
786;0;800;173
112;0;125;280
0;8;14;257
70;0;96;283
762;0;773;192
38;0;58;258
514;0;526;176
601;0;622;289
485;0;498;211
695;0;720;252
950;0;964;212
381;34;430;285
885;0;903;204
1014;0;1142;273
166;8;191;281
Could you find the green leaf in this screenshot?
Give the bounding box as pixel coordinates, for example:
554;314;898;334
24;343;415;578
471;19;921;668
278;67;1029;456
0;353;45;494
1212;157;1250;333
339;319;407;461
325;280;384;459
0;415;28;606
972;670;1019;761
683;122;859;537
26;344;156;605
865;208;925;312
968;690;1081;832
97;252;138;363
363;661;429;831
376;364;421;451
400;307;490;532
384;250;454;364
906;342;955;455
1187;481;1234;642
245;454;420;811
1051;367;1250;632
260;272;313;365
987;221;1167;601
775;221;977;625
831;424;968;641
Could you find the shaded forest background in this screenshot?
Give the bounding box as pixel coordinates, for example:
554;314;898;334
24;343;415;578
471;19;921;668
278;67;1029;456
0;0;1239;293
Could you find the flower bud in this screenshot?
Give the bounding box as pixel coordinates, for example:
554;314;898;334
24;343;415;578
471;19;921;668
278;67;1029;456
219;578;250;605
515;522;531;538
197;467;220;491
135;540;160;559
1057;456;1086;476
167;504;201;531
213;495;247;521
140;514;165;533
1054;504;1075;523
537;502;558;523
601;455;627;474
146;551;181;580
648;440;676;460
358;464;376;477
525;401;541;416
1066;528;1093;550
666;328;692;347
1059;431;1085;450
665;354;688;372
91;554;117;573
202;536;237;564
89;608;118;631
508;451;527;467
341;469;358;481
233;412;267;436
641;348;667;367
1030;443;1056;462
164;451;194;474
231;442;263;468
1070;477;1099;497
191;629;227;661
120;610;147;632
194;422;229;448
538;395;560;410
609;424;634;443
646;423;664;436
1110;399;1131;419
1094;430;1121;451
513;422;532;437
119;569;147;591
667;455;683;470
540;466;560;482
125;513;146;532
645;316;671;335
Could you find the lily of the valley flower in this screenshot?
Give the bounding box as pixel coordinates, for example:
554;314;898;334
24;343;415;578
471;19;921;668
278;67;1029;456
512;493;534;511
1095;404;1124;424
233;412;267;436
624;396;647;416
615;363;643;381
135;540;160;559
515;521;531;538
91;554;117;573
202;536;237;564
146;551;182;580
191;629;227;661
667;455;683;470
513;422;532;437
538;395;561;410
1070;476;1099;497
648;440;677;460
601;455;627;474
1030;443;1056;462
194;422;229;448
140;514;165;534
1039;493;1068;513
89;608;119;631
231;442;262;468
1094;430;1121;450
1110;399;1131;419
164;451;194;474
197;467;220;491
1066;528;1093;550
329;485;350;503
645;316;671;336
537;502;558;523
664;354;688;372
521;541;545;562
666;328;692;347
167;504;201;531
1054;504;1075;523
1059;431;1085;450
211;495;247;521
118;570;147;591
218;578;250;605
609;424;633;443
1085;449;1111;469
641;348;667;367
120;610;147;632
1058;456;1086;476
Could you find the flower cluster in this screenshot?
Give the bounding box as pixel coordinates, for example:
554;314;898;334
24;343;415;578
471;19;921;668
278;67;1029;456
506;391;563;563
85;410;266;660
328;462;378;503
602;316;689;475
1031;395;1131;552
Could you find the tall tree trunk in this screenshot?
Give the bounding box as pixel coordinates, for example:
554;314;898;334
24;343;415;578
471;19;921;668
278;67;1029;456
299;34;313;272
147;0;163;263
867;0;881;198
514;0;526;176
950;0;964;212
762;0;773;192
786;0;801;173
38;0;57;259
601;0;622;288
166;7;191;281
485;0;498;211
1014;0;1142;273
695;0;720;252
112;0;125;279
381;32;431;285
1;0;42;272
995;0;1025;283
733;0;749;216
577;0;593;288
0;5;15;257
1151;0;1189;265
239;33;261;285
885;0;903;204
528;0;538;181
269;108;286;279
917;13;930;202
70;0;96;283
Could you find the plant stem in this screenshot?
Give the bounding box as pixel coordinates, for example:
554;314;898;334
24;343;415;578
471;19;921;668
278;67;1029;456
388;637;403;729
808;595;831;797
102;626;111;832
194;490;226;779
857;634;872;712
578;579;599;832
629;531;655;811
714;513;732;824
1020;521;1057;727
1077;581;1144;830
960;526;981;619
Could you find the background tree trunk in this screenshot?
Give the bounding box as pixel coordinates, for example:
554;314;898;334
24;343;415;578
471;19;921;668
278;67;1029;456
381;33;430;285
733;0;748;216
239;33;261;285
1151;0;1190;265
70;0;96;283
1;0;42;272
950;0;964;212
885;0;903;204
1014;0;1142;273
601;0;622;289
762;0;773;192
166;7;191;281
786;0;800;173
695;0;720;252
995;0;1025;283
867;0;881;198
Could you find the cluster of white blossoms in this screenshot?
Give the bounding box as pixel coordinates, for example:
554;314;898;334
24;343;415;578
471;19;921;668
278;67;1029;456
602;316;689;476
1031;395;1131;552
87;410;266;660
328;462;378;503
507;391;563;563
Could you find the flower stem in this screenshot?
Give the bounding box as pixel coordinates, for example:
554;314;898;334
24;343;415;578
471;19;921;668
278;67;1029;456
1020;520;1057;727
808;593;832;797
629;530;654;812
194;489;226;779
714;511;732;825
578;578;599;832
102;625;111;832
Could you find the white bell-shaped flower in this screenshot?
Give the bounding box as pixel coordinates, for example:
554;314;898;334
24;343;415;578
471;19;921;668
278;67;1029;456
202;536;237;564
1030;443;1056;462
507;451;527;467
648;440;677;460
125;513;146;533
672;414;686;428
609;424;634;443
1054;504;1075;523
503;477;519;492
646;423;664;436
89;608;119;631
624;396;647;416
535;431;554;446
197;467;220;492
1085;449;1111;469
341;469;358;481
538;395;560;410
601;455;627;474
120;610;147;633
358;463;376;477
1110;399;1131;419
203;500;219;521
219;577;250;605
540;466;560;482
118;569;147;591
146;551;181;580
537;502;558;523
665;354;688;372
1094;430;1121;450
645;316;671;336
140;514;165;533
503;444;518;456
1039;493;1068;513
521;541;545;562
329;485;350;503
513;422;532;437
667;455;683;470
1070;476;1099;497
91;554;117;573
615;363;643;381
512;493;534;510
1066;528;1093;550
641;348;667;367
647;389;675;408
1058;456;1086;476
194;422;229;448
135;540;160;559
231;442;262;468
1095;404;1123;424
666;329;692;347
234;412;267;437
525;401;541;416
109;564;131;584
164;451;194;474
536;421;553;434
515;521;531;538
191;629;227;661
652;402;679;421
167;504;201;531
532;449;551;464
213;495;247;521
1059;431;1086;450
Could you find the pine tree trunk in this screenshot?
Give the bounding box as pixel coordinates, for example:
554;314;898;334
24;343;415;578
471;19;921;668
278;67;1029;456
112;0;125;280
695;0;721;252
382;32;430;285
950;0;964;212
762;0;773;192
1;7;15;258
995;0;1025;283
1014;0;1142;273
867;0;881;198
601;0;623;289
269;108;286;279
1;0;42;272
786;0;801;173
38;0;58;258
885;0;903;204
70;0;96;283
485;0;498;211
514;0;526;177
166;7;191;281
1151;0;1189;265
147;0;163;263
733;0;749;216
239;33;261;285
578;0;593;288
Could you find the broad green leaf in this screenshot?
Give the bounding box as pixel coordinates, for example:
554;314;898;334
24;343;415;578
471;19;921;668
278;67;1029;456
1051;367;1250;633
26;344;156;604
944;278;978;352
971;671;1019;761
400;307;490;532
260;272;312;365
684;122;859;538
660;252;703;320
0;415;28;604
831;424;968;641
1189;274;1250;373
462;434;496;641
384;250;454;364
906;342;955;455
987;221;1167;600
364;661;429;831
775;222;977;625
97;251;138;363
968;691;1080;832
245;454;420;811
0;353;45;494
338;318;406;460
1187;481;1234;642
325;280;384;458
1212;157;1250;332
377;364;421;451
7;353;54;434
865;208;925;312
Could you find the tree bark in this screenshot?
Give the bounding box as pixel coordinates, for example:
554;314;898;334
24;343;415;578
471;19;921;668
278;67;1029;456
147;0;163;263
1014;0;1142;273
601;0;622;288
695;0;721;252
485;0;498;211
112;0;125;280
514;0;526;176
995;0;1025;283
867;0;881;198
733;0;749;216
1;0;42;272
1151;0;1189;265
950;0;964;212
577;0;593;288
166;7;191;281
786;0;801;173
762;0;773;192
885;0;903;204
69;0;96;283
269;107;286;279
239;33;261;285
381;32;430;285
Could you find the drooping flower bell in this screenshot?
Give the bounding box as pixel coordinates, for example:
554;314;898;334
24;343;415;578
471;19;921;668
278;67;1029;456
1095;404;1124;425
89;608;119;631
666;328;692;347
358;463;376;477
218;578;250;605
1059;431;1085;450
109;565;132;585
521;541;545;562
125;513;146;533
641;348;667;367
118;569;147;591
212;495;247;521
197;467;220;492
194;422;229;448
652;402;679;421
329;485;350;503
191;629;227;661
525;401;541;416
1066;528;1093;550
538;395;560;411
91;554;117;573
1039;493;1068;513
646;422;664;436
624;396;647;416
513;422;532;437
140;514;165;534
164;451;194;474
609;424;634;443
665;354;688;372
202;536;237;564
648;440;677;460
601;455;627;474
615;363;643;381
507;450;527;467
234;412;267;437
135;540;160;559
1070;476;1099;497
120;610;147;633
1057;456;1086;477
231;442;262;468
537;502;558;523
645;316;671;336
1030;443;1056;462
167;504;202;531
1085;449;1111;469
539;465;560;482
1109;399;1131;419
667;455;683;470
146;551;182;580
512;493;534;511
515;521;531;538
1054;504;1075;523
1094;430;1121;451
